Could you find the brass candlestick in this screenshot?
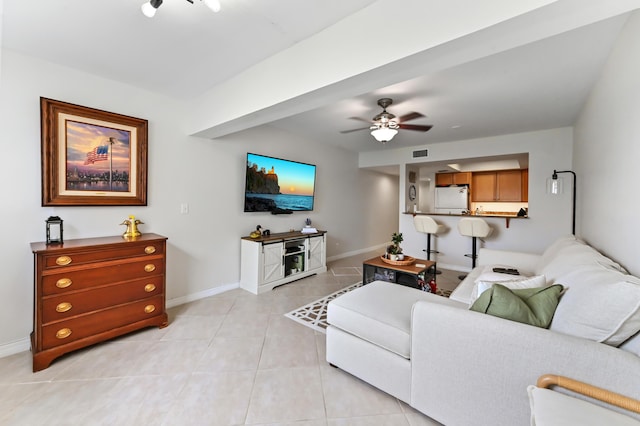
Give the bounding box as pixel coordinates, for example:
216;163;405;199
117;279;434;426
120;215;144;238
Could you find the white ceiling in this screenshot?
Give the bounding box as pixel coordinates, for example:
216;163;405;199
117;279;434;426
1;0;378;99
270;14;627;153
0;1;631;158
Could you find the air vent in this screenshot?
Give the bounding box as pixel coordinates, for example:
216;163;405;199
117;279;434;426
413;149;428;158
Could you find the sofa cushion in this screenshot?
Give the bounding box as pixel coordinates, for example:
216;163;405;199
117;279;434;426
470;284;564;328
549;265;640;346
539;239;628;282
535;235;582;274
327;281;466;359
620;331;640;357
469;274;547;306
450;264;520;305
527;386;640;426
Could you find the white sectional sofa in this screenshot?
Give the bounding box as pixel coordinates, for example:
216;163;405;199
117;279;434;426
326;236;640;425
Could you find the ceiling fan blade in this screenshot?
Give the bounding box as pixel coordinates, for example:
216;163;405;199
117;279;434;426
397;112;425;123
399;123;433;132
340;126;370;134
348;116;372;123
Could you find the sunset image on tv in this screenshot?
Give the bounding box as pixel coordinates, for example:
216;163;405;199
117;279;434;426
245;153;316;212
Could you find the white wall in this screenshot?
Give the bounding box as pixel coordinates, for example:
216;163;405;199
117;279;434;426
0;49;397;355
574;11;640;276
360;128;574;271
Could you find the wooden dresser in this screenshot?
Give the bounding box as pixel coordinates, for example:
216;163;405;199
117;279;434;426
30;233;168;372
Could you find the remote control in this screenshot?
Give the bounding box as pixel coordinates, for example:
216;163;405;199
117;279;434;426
492;267;520;275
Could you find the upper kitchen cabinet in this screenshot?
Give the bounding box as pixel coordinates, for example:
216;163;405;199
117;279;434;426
472;169;526;202
435;172;471;186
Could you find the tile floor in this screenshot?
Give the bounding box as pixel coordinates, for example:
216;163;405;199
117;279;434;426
0;250;461;425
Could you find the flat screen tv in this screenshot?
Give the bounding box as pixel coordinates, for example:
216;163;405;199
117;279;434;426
244;153;316;213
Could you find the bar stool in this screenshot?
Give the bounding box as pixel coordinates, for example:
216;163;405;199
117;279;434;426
457;217;493;279
413;215;445;274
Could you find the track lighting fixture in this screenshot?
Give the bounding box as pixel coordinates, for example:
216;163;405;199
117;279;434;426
141;0;221;18
141;0;162;18
203;0;221;12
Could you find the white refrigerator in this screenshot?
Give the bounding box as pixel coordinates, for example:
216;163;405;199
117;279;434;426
434;186;469;214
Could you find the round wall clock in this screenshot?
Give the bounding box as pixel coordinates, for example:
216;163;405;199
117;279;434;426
408;185;417;201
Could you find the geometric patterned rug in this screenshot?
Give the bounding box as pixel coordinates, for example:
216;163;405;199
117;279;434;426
284;281;452;334
284;282;362;333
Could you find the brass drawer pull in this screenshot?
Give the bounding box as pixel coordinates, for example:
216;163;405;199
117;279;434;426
56;302;72;313
144;283;156;292
56;256;72;266
56;278;72;289
56;328;72;339
144;305;156;314
144;264;156;273
144;246;156;254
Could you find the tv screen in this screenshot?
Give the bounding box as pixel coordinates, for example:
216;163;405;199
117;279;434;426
244;153;316;213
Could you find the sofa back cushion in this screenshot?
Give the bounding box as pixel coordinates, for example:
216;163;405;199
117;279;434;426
535;235;583;275
537;237;628;282
549;265;640;346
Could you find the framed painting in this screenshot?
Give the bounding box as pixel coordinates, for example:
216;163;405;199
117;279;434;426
40;98;148;206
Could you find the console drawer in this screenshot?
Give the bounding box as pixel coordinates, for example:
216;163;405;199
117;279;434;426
42;258;165;296
41;295;164;350
42;276;164;324
40;243;165;269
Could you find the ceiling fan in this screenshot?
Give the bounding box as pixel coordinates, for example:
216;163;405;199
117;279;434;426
340;98;433;143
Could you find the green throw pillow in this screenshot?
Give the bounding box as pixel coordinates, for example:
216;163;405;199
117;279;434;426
470;283;564;328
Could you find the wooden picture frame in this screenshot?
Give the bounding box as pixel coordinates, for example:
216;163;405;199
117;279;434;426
40;98;148;206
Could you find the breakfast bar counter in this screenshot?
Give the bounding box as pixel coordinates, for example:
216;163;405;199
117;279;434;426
404;212;528;228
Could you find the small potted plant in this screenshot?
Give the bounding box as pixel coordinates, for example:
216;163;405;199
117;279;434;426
386;232;404;261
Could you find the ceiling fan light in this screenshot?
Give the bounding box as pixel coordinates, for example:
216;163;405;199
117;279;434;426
203;0;221;12
141;0;163;17
371;127;398;143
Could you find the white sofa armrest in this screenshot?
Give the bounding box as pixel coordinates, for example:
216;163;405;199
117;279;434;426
410;302;640;426
477;248;541;274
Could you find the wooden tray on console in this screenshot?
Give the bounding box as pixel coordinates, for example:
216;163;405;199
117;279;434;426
380;255;415;266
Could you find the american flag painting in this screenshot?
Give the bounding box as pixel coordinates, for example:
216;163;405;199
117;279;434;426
84;145;109;165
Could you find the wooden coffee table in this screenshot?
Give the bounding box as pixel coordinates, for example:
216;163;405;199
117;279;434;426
362;256;436;291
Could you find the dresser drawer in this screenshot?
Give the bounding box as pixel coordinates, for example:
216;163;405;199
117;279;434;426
42;258;165;296
41;295;164;350
42;276;164;324
40;242;165;270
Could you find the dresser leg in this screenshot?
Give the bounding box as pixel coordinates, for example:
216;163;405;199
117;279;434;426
32;351;59;372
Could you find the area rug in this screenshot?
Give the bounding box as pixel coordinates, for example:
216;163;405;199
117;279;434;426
284;282;363;333
285;282;452;333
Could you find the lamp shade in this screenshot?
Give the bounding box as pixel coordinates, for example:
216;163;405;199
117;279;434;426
371;127;398;143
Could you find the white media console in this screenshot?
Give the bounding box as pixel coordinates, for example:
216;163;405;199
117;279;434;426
240;230;327;294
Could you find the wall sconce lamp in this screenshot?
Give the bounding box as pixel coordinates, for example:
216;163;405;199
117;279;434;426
551;169;577;235
46;216;64;245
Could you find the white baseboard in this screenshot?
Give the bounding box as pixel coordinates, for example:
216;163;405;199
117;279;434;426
326;243;387;263
166;282;240;309
0;337;31;359
437;263;470;273
0;283;242;360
